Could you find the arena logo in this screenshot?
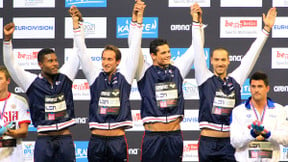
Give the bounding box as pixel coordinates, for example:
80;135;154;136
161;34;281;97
170;48;210;69
75;117;88;124
74;141;88;162
241;79;251;100
128;148;140;155
220;17;261;38
65;0;107;7
116;17;158;38
13;17;55;39
273;85;288;92
15;87;25;94
229;55;242;62
170;24;191;31
14;0;55;8
272;17;288;38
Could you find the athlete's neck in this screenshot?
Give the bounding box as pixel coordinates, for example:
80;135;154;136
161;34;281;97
251;99;267;114
0;91;10;100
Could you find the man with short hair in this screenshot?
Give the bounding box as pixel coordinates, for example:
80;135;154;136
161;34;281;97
133;4;205;162
230;71;288;162
192;3;277;161
0;66;31;162
72;1;145;161
3;7;81;162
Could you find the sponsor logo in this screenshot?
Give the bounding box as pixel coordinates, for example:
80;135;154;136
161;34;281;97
65;48;103;70
168;0;210;7
117;17;158;38
241;79;251;100
13;17;55;39
182;140;199;162
13;0;55;8
75;117;88;124
127;110;144;131
65;17;107;38
220;0;262;7
170;24;191;31
72;79;91;101
74;141;88;162
14;87;25;93
22;141;35;161
128;148;140;155
130;80;141;100
229;55;243;62
271;48;288;69
273;85;288;92
181;110;199;131
273;0;288;7
0;18;2;39
65;0;107;7
170;48;210;69
272;17;288;38
28;123;37;132
220;17;261;38
183;79;199;100
13;49;41;70
280;145;288;161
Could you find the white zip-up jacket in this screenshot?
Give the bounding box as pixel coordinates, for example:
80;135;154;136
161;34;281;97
230;97;288;162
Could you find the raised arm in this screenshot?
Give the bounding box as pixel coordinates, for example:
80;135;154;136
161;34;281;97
191;3;213;86
70;6;100;85
121;0;145;84
230;7;277;87
3;23;37;92
59;6;81;81
174;3;206;79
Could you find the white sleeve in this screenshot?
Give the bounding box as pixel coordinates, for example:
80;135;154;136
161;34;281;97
74;24;101;86
230;106;255;149
59;24;81;81
192;22;213;86
120;22;143;85
3;41;37;92
127;22;150;82
15;95;31;123
174;23;206;78
267;104;288;147
229;29;269;87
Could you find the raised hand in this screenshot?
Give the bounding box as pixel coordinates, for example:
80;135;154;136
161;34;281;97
263;7;277;32
69;5;83;29
190;3;203;23
3;22;15;41
132;0;146;24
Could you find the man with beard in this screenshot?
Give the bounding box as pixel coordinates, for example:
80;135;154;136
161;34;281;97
3;6;82;162
191;3;277;162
